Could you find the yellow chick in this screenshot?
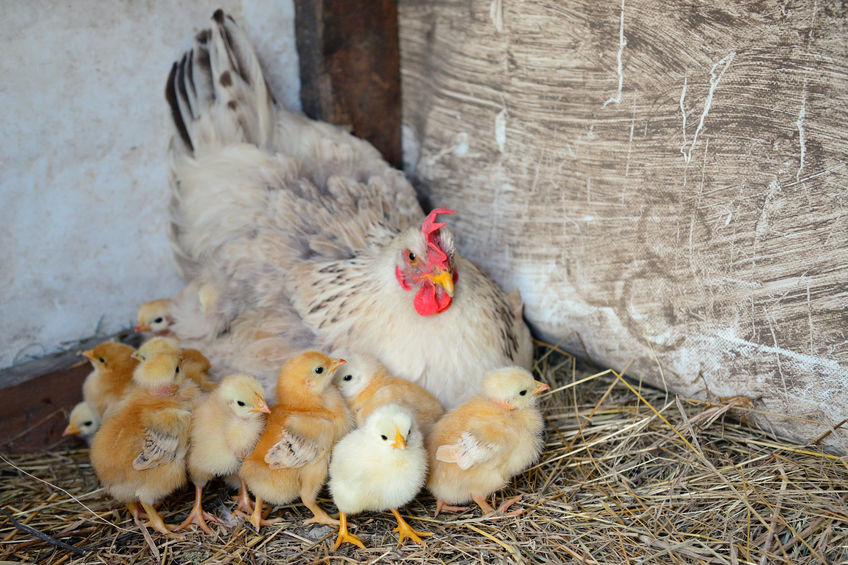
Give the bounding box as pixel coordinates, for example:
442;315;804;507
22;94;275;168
329;404;430;549
239;351;351;530
90;352;196;534
334;354;444;436
175;374;270;534
134;336;216;393
62;401;100;444
426;367;549;517
81;342;139;417
135;299;174;335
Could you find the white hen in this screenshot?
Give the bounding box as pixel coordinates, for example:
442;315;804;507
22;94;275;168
163;10;533;406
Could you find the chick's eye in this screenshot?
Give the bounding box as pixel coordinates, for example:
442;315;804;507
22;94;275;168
98;357;105;364
519;389;527;396
343;374;353;381
237;400;245;407
315;367;324;374
154;317;163;323
83;421;92;426
381;434;388;441
175;366;180;374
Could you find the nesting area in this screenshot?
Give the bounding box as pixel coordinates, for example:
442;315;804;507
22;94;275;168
1;343;846;564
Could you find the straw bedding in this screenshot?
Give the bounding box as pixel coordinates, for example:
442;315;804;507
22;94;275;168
2;343;846;564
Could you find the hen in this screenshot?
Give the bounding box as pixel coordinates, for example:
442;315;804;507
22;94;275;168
164;10;533;407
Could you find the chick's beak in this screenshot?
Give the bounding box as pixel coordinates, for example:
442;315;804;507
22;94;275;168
391;427;407;450
62;424;80;437
328;358;346;373
251;395;271;414
135;323;150;332
81;349;94;361
533;381;551;396
424;268;454;297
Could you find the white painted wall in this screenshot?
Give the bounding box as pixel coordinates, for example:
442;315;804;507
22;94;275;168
0;0;300;369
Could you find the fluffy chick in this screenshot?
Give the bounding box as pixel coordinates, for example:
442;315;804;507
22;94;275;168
135;337;216;393
62;401;100;444
329;404;430;549
239;351;351;530
426;367;549;517
90;352;197;534
136;299;174;335
334;354;444;436
82;342;139;418
176;374;270;534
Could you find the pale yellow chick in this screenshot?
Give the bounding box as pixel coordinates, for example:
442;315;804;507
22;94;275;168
329;404;430;550
175;374;270;534
334;354;444;436
134;336;216;393
90;352;197;534
62;401;100;444
135;299;174;335
81;342;139;418
239;351;351;530
426;367;549;517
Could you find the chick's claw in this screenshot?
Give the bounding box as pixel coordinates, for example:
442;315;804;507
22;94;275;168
391;509;432;547
434;499;469;517
333;513;365;550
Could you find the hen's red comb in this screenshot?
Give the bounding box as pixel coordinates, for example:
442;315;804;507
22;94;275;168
421;207;456;239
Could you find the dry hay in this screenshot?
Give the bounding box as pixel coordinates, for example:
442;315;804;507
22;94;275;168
1;343;847;564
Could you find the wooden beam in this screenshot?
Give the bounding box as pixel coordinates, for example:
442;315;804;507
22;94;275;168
294;0;402;168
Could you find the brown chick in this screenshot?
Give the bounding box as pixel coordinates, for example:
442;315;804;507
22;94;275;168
175;374;270;534
90;351;198;534
82;342;139;418
136;299;174;336
334;353;444;436
426;367;549;518
239;351;351;530
134;337;216;393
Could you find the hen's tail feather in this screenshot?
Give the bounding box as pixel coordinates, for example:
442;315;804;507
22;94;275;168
165;10;276;157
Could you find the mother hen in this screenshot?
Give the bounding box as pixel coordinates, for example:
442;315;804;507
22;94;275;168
163;10;532;407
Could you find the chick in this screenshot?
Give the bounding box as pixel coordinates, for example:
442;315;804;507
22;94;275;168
426;367;549;517
175;374;270;534
334;354;444;436
239;351;351;530
62;401;100;443
135;299;174;335
134;337;216;393
81;342;139;417
329;404;430;549
90;351;196;534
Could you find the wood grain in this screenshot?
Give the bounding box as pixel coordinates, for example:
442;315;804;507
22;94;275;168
400;0;848;451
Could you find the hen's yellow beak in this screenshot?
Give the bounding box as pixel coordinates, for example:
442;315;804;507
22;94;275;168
424;268;454;297
251;395;271;413
391;427;407;450
533;381;551;395
62;424;80;437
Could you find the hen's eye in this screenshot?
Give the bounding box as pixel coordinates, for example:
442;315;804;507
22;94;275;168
343;374;353;382
175;366;180;374
315;367;324;374
98;357;105;364
237;400;246;407
519;389;527;396
154;317;163;324
381;434;388;441
407;251;416;262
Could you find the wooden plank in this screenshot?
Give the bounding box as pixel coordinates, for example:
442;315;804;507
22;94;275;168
294;0;401;167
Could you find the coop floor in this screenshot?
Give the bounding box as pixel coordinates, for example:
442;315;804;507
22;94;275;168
1;345;846;564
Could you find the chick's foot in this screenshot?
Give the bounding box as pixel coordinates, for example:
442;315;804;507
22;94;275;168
332;512;365;550
434;499;469;517
391;508;432;547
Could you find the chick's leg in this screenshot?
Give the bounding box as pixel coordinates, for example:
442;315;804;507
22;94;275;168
235;478;255;515
139;501;176;535
247;495;282;531
126;502;144;521
434;499;469;517
175;483;217;535
390;508;432;547
302;498;339;526
332;512;365;550
472;494;523;517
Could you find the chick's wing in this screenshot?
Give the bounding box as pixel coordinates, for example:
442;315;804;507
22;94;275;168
436;431;498;471
264;429;319;469
133;408;191;470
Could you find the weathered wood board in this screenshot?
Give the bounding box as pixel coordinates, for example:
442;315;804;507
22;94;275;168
400;0;847;451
